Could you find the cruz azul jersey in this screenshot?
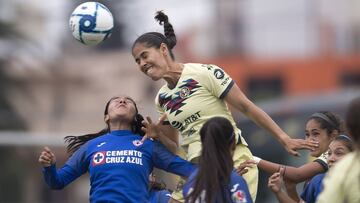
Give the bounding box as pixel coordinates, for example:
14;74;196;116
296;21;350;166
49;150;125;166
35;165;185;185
183;169;253;203
156;63;247;161
42;130;194;203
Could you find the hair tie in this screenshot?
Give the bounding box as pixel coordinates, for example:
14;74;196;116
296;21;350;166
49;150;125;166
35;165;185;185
338;134;352;141
310;113;337;129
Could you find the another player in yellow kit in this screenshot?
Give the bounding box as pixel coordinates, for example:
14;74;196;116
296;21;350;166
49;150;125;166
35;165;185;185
131;11;317;202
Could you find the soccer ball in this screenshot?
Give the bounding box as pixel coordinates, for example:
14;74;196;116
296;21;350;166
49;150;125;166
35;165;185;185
69;2;114;45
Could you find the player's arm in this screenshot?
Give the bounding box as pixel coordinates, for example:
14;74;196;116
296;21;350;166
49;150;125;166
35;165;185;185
141;115;179;154
157;124;179;154
39;146;87;189
152;141;195;178
268;167;300;203
258;159;325;183
223;83;318;156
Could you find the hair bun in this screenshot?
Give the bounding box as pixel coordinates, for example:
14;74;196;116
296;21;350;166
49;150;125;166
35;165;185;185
155;11;168;25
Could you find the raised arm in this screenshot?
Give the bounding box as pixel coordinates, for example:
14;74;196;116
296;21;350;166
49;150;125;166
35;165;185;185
39;147;82;189
224;84;318;156
141;115;179;154
39;146;87;189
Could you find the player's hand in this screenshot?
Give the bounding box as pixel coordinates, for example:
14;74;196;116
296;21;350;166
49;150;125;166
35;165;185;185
268;166;285;194
283;136;318;157
236;159;257;176
39;146;56;167
141;114;167;143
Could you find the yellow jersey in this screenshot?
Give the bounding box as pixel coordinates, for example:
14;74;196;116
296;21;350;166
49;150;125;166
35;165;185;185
317;152;360;203
155;63;247;161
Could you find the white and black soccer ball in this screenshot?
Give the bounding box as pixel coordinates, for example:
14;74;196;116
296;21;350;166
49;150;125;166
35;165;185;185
69;2;114;45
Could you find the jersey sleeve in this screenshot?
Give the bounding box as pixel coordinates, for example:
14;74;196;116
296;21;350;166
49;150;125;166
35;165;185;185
300;176;320;203
42;143;89;189
314;152;328;171
152;141;195;177
198;64;234;99
155;92;171;125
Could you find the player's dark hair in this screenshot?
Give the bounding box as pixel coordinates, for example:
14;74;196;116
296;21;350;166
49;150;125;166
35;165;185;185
334;135;354;152
132;11;177;60
339;97;360;195
308;111;345;136
186;117;235;203
65;96;145;155
345;97;360;148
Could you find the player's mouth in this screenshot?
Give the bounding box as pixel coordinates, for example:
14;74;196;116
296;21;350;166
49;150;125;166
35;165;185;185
116;103;127;109
144;65;154;75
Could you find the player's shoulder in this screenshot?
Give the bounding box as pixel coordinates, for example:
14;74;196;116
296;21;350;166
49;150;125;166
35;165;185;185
185;63;222;72
86;132;109;146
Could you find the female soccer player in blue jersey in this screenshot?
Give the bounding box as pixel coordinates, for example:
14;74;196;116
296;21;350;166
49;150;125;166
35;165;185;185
183;117;252;203
317;97;360;203
237;111;344;201
38;96;195;203
131;11;317;202
238;111;344;180
268;134;354;203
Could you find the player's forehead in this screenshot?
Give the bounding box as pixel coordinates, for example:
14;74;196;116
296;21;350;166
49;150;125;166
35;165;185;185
132;43;154;56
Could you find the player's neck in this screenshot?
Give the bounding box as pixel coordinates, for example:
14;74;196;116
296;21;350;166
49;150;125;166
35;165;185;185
164;63;184;89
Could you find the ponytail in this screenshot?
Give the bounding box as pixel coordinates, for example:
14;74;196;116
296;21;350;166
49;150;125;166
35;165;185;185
154;11;177;50
132;11;177;60
187;117;235;203
132;113;145;137
65;128;108;155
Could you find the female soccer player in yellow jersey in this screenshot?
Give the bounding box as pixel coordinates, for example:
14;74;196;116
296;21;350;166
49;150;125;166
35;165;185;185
131;11;317;202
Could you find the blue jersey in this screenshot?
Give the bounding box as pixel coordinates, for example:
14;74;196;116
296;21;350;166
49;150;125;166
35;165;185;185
183;169;253;203
42;130;194;203
301;173;325;203
149;189;172;203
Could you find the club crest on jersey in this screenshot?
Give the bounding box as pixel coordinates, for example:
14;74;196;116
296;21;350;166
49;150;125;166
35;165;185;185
158;79;201;116
232;190;247;203
179;87;190;98
214;69;225;79
132;139;143;146
92;151;106;166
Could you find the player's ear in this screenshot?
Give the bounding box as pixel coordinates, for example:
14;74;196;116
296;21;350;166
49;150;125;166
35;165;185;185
104;114;110;123
160;43;168;55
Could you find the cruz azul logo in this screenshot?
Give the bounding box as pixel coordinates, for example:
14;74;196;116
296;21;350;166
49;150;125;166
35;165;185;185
92;150;144;166
92;151;106;166
132;139;143;147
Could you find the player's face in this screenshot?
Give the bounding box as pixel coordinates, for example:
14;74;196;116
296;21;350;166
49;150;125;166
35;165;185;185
106;96;137;125
305;119;333;157
327;140;350;168
132;43;168;81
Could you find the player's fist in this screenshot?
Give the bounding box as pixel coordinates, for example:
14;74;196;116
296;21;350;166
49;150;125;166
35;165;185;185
38;146;56;167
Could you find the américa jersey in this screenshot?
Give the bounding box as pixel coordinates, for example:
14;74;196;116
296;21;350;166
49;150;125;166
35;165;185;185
155;63;248;161
316;152;360;203
42;130;195;203
182;169;253;203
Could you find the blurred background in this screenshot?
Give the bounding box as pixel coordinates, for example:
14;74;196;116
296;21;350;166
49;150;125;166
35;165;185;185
0;0;359;202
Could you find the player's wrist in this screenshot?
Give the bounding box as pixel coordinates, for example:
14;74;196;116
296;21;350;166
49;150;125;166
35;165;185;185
253;156;261;165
